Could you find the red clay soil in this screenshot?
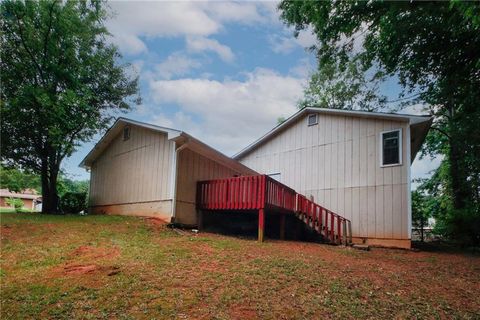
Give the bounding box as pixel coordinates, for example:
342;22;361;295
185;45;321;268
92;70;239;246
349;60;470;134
144;217;168;228
47;245;122;284
2;214;478;319
70;245;120;260
61;264;121;276
229;304;257;320
232;238;480;314
63;264;99;275
0;225;12;239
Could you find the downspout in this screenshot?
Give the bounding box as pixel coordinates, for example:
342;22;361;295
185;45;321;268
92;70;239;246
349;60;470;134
406;123;412;240
171;141;189;221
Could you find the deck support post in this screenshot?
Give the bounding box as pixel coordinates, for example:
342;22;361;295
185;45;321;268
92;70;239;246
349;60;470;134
348;221;353;245
279;213;286;240
197;210;204;231
258;209;265;242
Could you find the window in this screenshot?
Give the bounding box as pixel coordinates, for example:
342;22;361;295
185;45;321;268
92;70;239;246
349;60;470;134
381;129;402;166
307;114;318;126
123;126;131;141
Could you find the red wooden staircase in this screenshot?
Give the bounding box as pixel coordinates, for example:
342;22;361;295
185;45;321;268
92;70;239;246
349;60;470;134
196;175;352;245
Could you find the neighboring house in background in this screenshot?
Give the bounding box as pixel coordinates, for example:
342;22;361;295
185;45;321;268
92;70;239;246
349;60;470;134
0;188;42;210
234;107;432;249
80;118;256;225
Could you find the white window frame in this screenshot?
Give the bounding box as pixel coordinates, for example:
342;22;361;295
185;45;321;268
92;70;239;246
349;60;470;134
380;128;402;167
307;114;318;126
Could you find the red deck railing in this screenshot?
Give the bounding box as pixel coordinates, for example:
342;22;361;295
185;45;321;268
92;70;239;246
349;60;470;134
196;175;352;245
196;175;296;212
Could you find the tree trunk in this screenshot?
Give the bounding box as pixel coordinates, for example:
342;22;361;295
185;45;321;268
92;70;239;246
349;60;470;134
41;159;60;213
447;105;469;211
420;216;425;242
449;135;468;210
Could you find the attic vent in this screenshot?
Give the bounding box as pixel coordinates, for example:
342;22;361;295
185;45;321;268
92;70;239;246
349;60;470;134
123;126;131;141
307;114;318;126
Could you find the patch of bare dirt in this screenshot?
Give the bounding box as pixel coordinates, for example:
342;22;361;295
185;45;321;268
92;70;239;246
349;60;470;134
70;245;120;260
228;304;257;320
0;225;13;239
63;264;98;275
262;240;480;313
44;245;122;287
62;264;121;276
144;217;168;228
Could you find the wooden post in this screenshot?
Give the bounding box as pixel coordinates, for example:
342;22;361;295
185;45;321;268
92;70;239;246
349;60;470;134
279;213;286;240
337;217;341;245
197;210;204;231
348;220;353;245
258;209;265;242
330;213;335;242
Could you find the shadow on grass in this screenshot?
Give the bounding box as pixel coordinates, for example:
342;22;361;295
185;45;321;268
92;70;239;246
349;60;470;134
413;240;480;255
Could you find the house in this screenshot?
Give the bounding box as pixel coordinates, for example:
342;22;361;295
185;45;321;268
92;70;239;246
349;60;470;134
81;107;431;249
80;118;257;225
0;188;42;210
234;107;432;248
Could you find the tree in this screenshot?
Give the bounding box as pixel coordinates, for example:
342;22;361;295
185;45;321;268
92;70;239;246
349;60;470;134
0;165;41;193
1;0;139;213
5;197;24;212
299;58;386;111
57;175;89;197
411;189;434;242
279;1;480;244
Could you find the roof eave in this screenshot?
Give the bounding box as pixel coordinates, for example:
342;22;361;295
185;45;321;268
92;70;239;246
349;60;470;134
178;132;257;175
234;107;432;160
79;117;182;169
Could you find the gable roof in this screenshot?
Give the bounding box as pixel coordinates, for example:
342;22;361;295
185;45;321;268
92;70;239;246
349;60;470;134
233;107;433;163
79;118;257;175
0;189;41;200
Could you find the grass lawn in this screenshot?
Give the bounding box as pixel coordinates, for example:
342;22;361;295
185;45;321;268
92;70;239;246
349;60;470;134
1;213;479;319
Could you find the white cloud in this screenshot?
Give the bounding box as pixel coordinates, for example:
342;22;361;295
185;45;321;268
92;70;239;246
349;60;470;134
107;1;272;56
205;2;264;24
269;34;297;54
154;52;201;80
289;57;315;78
112;33;148;56
269;29;317;54
108;1;219;36
186;36;235;63
149;68;305;155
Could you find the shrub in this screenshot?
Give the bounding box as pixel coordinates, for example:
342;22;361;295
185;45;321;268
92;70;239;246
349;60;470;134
434;206;480;246
60;192;87;214
5;197;24;212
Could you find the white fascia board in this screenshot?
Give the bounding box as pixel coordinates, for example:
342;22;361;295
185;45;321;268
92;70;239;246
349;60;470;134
79;117;182;169
234;107;432;160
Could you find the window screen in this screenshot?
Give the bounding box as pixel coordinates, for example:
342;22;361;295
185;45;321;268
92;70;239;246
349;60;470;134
123;126;131;141
382;130;401;165
308;114;318;126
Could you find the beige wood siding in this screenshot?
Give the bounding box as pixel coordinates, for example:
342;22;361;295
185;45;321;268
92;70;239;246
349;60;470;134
89;126;175;218
174;148;250;226
238;113;410;240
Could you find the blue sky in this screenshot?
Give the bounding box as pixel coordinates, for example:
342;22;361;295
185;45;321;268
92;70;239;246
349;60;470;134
63;1;439;184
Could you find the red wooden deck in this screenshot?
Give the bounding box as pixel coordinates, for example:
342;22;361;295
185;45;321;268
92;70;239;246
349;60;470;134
196;175;352;245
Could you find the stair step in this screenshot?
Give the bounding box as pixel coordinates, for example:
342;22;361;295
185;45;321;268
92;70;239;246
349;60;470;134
352;244;370;251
